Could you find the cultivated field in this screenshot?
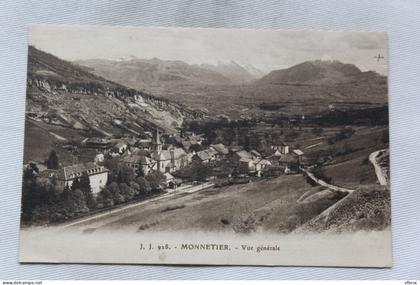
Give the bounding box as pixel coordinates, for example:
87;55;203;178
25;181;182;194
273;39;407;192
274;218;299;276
64;174;344;234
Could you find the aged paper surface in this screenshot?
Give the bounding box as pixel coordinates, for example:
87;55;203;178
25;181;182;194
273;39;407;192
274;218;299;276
20;25;391;267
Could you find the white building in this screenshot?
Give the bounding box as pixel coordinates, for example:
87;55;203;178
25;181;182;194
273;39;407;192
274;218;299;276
57;162;109;194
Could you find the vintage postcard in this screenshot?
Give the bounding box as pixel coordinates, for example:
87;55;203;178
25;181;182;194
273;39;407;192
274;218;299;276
19;25;391;267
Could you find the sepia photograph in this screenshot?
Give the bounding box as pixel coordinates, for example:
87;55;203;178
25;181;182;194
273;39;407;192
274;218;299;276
19;25;391;267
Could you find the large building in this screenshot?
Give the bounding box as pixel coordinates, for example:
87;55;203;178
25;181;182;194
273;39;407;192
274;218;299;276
120;154;155;175
57;162;109;194
152;147;190;173
150;129;191;173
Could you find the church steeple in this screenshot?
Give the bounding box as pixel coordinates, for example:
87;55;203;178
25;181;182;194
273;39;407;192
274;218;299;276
154;128;162;153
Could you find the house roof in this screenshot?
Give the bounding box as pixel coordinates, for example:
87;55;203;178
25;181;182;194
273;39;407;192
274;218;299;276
250;150;261;157
57;162;108;181
115;141;127;148
210;143;229;155
38;169;58;178
293;149;304;156
121;154;151;165
230;146;242;153
172;148;187;159
131;148;150;156
195;150;213;161
123;138;137;146
235;150;253;160
270;150;282;157
85;137;111;144
256;159;272;166
164;172;175;181
239;157;253;163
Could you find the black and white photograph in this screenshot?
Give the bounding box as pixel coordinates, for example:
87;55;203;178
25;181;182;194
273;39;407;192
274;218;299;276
19;25;391;267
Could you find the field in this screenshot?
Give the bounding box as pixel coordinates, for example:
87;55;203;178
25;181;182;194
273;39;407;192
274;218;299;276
65;174;345;234
23;119;99;166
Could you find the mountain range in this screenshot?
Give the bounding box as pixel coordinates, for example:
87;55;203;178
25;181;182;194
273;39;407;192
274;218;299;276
27;45;388;125
76;57;387;118
76;58;262;93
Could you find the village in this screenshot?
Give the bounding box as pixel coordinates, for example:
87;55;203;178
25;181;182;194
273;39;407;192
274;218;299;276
28;126;306;197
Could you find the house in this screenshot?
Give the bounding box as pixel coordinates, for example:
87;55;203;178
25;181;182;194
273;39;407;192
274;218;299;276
232;150;253;163
181;140;192;152
250;150;262;159
210;143;229;159
278;154;299;170
38;169;58;179
138;139;152;150
120;154;155;175
170;148;190;170
292;148;305;165
193;149;216;164
270;149;282;158
254;159;272;172
271;143;289;154
114;141;128;154
164;172;182;189
94;153;105;164
238;158;255;173
293;149;304;156
57;162;109;194
83;137;114;149
124;137;137;147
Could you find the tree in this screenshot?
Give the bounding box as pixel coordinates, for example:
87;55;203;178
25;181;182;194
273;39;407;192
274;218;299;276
135;177;152;195
191;160;210;182
102;157;120;182
145;170;166;191
79;173;91;194
136;165;145;177
46;150;59;169
119;183;135;202
107;182;124;204
62;184;71;200
71;177;81;191
117;165;135;184
130;181;141;196
96;187;113;208
79;173;96;209
63;189;88;216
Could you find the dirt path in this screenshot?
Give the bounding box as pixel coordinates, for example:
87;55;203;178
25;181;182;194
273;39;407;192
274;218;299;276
300;167;354;193
369;149;389;186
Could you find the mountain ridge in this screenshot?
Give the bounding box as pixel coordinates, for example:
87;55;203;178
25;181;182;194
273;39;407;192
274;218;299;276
75;58;261;92
26;46;200;136
256;60;385;86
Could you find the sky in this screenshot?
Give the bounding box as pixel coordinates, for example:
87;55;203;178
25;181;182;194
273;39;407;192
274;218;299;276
28;25;388;75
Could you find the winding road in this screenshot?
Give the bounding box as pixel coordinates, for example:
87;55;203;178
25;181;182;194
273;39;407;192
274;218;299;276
369;149;389;186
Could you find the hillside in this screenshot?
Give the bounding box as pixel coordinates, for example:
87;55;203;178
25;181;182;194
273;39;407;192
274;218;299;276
24;46;202;163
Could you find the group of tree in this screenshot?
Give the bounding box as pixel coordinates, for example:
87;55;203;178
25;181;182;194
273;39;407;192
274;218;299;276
21;167;93;224
22;152;167;225
328;127;355;144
